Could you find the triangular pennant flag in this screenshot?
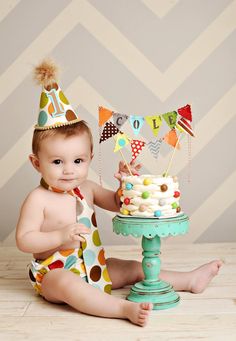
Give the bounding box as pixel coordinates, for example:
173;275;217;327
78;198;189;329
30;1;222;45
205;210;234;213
147;138;163;159
164;129;180;149
177;104;192;122
145;115;162;137
114;132;130;152
129;115;145;135
162;111;177;129
131;140;145;161
99;122;119;143
99;106;113;126
176;117;195;137
176;121;185;133
113;113;129;129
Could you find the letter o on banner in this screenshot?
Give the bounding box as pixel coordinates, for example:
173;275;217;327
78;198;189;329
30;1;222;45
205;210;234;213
133;120;140;129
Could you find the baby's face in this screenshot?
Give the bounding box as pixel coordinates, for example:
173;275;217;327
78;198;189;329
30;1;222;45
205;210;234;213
36;132;92;191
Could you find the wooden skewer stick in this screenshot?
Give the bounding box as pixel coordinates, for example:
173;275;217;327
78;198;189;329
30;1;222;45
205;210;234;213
119;149;133;176
113;136;133;176
164;133;182;177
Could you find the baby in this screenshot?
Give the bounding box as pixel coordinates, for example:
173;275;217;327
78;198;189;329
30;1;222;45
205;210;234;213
16;120;223;327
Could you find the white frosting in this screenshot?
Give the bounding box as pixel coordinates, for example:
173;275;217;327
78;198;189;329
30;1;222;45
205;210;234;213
120;174;182;218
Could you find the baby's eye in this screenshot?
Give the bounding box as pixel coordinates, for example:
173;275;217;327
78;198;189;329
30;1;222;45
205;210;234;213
53;159;62;165
74;158;82;164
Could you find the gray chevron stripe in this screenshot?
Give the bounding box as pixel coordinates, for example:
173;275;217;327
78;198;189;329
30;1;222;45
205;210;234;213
0;0;72;75
89;0;233;70
196;201;236;243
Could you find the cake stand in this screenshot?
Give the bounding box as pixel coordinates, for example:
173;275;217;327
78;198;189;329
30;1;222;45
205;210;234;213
112;213;189;310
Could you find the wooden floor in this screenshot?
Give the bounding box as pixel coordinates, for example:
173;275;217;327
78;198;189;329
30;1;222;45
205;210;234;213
0;243;235;341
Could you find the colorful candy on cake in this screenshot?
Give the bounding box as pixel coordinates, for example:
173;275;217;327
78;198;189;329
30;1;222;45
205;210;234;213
119;174;181;218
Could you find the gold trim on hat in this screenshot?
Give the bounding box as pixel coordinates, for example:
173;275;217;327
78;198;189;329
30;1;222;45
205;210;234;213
34;118;81;130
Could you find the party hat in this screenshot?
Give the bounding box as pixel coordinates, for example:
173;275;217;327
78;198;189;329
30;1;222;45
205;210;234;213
34;59;80;130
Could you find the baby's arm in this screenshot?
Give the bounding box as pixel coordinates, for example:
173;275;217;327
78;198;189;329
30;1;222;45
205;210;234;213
88;181;120;212
16;189;90;253
90;160;142;212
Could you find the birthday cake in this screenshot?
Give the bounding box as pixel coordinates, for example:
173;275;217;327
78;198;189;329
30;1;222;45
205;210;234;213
119;174;182;218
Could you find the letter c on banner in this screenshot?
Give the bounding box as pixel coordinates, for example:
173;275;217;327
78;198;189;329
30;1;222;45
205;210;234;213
116;116;123;127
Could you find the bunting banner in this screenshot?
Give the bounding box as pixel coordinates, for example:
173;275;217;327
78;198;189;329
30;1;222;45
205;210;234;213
113;113;129;129
129;115;145;135
147;138;163;159
164;129;180;149
98;105;194;161
131;140;145;161
114;132;130;152
99;121;119;143
99;106;113;126
162;111;177;129
145;115;162;137
98;105;193;138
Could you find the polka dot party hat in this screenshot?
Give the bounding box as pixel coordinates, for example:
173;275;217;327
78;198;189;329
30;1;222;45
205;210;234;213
34;59;80;130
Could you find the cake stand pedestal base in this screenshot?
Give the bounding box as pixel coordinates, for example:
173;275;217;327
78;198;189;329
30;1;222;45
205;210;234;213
127;280;180;310
127;234;179;310
112;214;189;310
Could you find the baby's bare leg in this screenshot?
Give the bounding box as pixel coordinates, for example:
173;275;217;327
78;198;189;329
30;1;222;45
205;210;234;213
159;260;223;293
107;258;223;293
106;258;141;289
41;268;152;327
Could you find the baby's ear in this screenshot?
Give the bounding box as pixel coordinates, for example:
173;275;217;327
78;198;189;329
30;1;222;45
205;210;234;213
29;154;40;172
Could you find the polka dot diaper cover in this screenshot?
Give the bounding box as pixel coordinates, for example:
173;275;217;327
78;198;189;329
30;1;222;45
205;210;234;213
29;248;87;295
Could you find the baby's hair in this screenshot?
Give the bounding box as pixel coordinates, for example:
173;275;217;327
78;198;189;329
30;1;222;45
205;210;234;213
32;120;93;155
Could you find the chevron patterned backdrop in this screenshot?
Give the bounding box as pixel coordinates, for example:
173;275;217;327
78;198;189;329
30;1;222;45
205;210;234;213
0;0;235;246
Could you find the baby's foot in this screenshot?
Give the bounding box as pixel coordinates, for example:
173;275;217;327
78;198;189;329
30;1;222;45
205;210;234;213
124;302;153;327
189;260;223;294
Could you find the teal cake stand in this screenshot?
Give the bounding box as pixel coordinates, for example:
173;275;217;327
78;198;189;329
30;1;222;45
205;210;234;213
112;214;189;310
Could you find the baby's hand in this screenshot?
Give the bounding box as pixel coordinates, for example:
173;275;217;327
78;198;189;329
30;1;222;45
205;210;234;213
59;223;91;243
114;160;142;181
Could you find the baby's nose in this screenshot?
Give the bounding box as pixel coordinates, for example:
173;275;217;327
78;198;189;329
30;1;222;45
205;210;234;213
63;164;74;174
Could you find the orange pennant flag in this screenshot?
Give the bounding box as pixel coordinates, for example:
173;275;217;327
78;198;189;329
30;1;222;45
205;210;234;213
99;106;113;126
164;129;180;149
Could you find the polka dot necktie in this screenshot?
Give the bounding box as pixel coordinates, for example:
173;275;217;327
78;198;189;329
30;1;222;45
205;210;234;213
40;178;112;294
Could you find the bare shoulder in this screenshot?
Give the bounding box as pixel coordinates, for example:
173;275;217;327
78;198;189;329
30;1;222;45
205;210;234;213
18;186;48;221
21;186;48;208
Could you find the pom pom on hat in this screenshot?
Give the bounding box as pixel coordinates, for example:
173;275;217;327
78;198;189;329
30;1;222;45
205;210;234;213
34;58;59;87
34;58;80;130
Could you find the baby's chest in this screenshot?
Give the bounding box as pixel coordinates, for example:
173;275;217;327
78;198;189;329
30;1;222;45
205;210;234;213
43;197;77;229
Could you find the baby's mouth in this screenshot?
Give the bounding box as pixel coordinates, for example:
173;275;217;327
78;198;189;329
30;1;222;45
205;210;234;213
60;179;75;182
